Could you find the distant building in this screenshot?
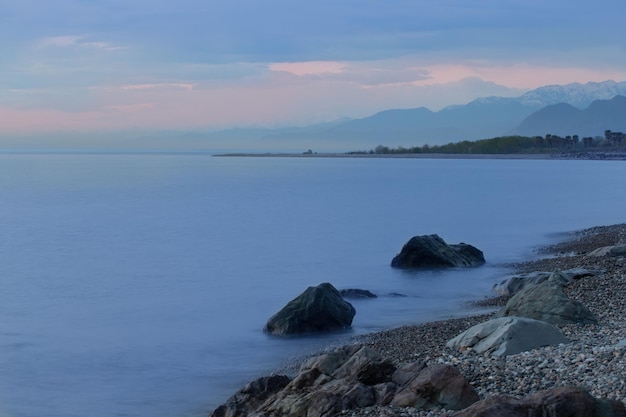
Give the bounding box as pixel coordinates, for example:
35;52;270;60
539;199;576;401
605;130;624;145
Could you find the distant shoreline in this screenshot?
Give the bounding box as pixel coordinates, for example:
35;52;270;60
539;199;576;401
213;152;626;160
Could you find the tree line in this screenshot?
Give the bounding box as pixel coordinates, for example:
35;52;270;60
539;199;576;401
349;132;625;155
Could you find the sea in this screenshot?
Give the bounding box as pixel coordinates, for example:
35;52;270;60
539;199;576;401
0;152;624;417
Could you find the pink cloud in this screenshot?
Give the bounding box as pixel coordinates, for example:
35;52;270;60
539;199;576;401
2;58;625;137
414;63;626;89
0;106;106;133
118;83;194;91
269;61;346;76
37;35;124;51
38;35;82;48
103;103;155;112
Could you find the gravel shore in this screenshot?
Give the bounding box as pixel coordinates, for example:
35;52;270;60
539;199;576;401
336;223;626;416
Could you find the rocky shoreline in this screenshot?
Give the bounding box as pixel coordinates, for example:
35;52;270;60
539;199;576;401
345;223;626;416
210;224;626;416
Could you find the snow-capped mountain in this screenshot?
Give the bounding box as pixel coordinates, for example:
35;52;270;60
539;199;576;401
516;80;626;109
463;80;626;109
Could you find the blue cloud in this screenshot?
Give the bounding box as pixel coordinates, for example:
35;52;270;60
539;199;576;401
1;0;625;130
3;0;624;65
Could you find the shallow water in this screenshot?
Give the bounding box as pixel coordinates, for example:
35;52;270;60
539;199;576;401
0;154;624;417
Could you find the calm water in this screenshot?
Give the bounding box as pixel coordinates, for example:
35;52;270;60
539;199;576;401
0;154;624;417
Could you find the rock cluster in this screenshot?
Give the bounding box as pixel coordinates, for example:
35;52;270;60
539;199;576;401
210;345;479;417
391;234;485;269
211;223;626;417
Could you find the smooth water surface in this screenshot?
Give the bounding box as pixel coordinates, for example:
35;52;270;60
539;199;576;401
0;154;624;417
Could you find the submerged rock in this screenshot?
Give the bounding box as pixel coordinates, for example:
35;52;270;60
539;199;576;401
391;234;485;269
339;288;378;299
263;282;356;336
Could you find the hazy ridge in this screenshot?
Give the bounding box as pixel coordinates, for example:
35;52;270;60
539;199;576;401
210;80;626;150
2;80;625;153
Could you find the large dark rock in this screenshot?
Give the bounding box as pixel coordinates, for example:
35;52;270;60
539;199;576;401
497;277;597;325
391;234;485;269
263;282;356;336
454;386;626;417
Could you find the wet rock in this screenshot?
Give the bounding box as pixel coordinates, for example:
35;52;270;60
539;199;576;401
264;282;356;336
391;234;485;269
340;289;378;299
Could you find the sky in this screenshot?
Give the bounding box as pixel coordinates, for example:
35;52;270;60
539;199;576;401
1;0;626;141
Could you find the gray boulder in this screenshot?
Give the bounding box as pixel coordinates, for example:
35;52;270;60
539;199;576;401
446;316;569;357
391;234;485;269
492;268;603;297
587;244;626;257
497;278;597;325
264;282;356;336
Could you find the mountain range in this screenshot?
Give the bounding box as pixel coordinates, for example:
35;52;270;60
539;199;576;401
3;80;624;153
205;80;626;151
512;95;626;137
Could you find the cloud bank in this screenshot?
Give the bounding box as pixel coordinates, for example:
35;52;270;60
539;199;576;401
1;0;625;139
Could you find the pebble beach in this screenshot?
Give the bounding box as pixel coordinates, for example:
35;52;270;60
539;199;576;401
333;224;626;416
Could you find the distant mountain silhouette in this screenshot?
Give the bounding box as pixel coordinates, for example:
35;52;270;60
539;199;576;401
203;80;626;150
313;100;538;144
512;95;626;137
